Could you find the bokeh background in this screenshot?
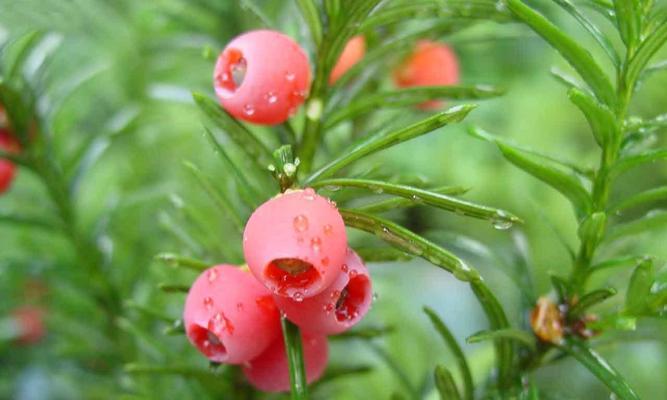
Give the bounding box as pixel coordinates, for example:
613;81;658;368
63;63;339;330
0;0;665;399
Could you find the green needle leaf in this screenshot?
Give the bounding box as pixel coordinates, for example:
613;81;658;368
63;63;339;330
306;105;476;184
296;0;323;47
183;161;245;234
312;178;521;225
613;0;642;51
568;88;618;148
470;127;593;217
424;307;474;400
353;247;413;262
606;210;667;241
466;328;536;351
192;92;273;170
625;258;654;313
157;283;189;293
354;185;470;214
610;148;667;177
609;186;667;213
560;340;640;400
281;317;308;400
434;365;463;400
154;252;209;272
626;14;667;90
326;86;503;128
569;288;617;317
506;0;616;106
553;0;620;66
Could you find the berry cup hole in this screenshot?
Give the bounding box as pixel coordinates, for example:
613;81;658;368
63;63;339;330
335;275;370;322
189;324;227;361
265;258;320;296
215;48;247;97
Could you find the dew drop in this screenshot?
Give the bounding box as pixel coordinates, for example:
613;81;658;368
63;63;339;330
292;292;304;302
293;214;309;232
331;290;341;300
323;224;333;235
285;72;296;81
265;92;278;104
243;104;255;116
341;264;349;273
310;237;322;253
303;188;316;200
372;292;379;302
323;303;334;313
491;211;513;230
349;269;358;278
203;297;214;310
207;269;218;283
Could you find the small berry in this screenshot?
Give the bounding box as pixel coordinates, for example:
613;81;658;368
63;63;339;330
392;40;460;110
0;128;19;194
329;35;366;84
12;306;45;344
183;265;281;364
274;249;372;334
243;332;328;392
243;189;347;299
214;30;311;125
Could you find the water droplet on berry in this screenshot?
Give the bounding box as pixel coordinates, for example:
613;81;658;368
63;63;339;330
285;72;296;81
331;290;341;300
292;292;304;302
323;303;334;313
323;224;333;235
265;92;278;104
243;104;255;116
207;269;218;283
349;269;358;278
310;237;322;253
293;214;309;232
303;188;316;200
204;297;214;310
341;264;349;273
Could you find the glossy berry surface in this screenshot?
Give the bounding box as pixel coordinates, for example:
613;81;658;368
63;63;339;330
12;306;45;345
393;40;459;109
243;188;347;300
214;30;311;125
0;128;19;194
275;249;372;335
329;35;366;84
243;333;328;392
183;265;281;364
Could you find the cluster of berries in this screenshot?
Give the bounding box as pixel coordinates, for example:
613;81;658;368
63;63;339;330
183;189;371;392
0;106;20;194
212;30;459;125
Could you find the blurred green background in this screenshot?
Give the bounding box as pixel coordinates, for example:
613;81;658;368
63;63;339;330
0;0;665;399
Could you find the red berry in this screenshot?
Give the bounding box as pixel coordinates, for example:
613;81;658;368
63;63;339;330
329;35;366;84
393;40;460;109
243;189;347;300
0;128;19;194
275;249;372;334
243;332;328;392
12;306;45;344
213;30;311;125
183;265;281;364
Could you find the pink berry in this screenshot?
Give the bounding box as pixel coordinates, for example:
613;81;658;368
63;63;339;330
243;332;328;392
213;30;311;125
243;189;347;299
12;306;45;345
393;40;460;110
0;128;19;194
329;35;366;84
183;265;281;364
274;249;372;334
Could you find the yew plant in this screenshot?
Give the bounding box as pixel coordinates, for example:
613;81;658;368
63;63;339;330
0;0;666;399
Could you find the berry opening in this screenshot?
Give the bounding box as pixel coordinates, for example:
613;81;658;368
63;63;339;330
189;324;227;362
335;275;370;322
265;258;320;296
215;48;247;97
